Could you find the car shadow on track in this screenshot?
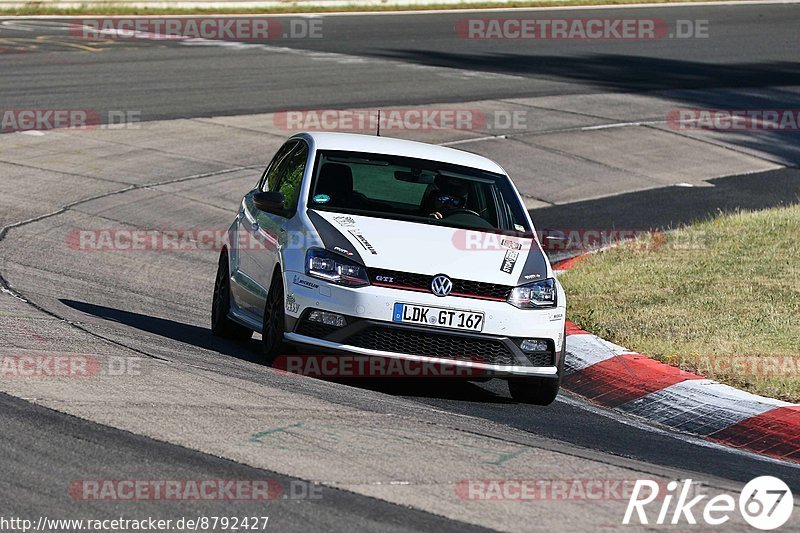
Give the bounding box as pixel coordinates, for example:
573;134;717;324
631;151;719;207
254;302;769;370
60;299;515;404
60;299;265;365
333;377;515;404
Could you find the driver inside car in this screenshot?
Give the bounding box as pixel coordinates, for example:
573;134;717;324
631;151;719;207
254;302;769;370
427;176;470;220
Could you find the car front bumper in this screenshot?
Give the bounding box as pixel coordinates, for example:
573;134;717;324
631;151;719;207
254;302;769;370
283;270;566;378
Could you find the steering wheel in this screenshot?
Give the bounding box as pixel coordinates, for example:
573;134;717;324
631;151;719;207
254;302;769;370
442;208;482;218
440;209;494;229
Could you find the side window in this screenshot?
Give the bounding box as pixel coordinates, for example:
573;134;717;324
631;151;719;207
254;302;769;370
259;141;296;192
277;143;309;213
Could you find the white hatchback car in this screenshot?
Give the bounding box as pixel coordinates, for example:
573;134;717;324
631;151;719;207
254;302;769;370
212;132;567;404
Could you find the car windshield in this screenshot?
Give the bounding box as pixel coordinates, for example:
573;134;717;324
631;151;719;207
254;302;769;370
306;150;531;232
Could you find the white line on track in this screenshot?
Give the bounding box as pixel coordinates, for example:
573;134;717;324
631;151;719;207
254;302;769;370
1;0;798;19
581;120;665;130
0;21;523;80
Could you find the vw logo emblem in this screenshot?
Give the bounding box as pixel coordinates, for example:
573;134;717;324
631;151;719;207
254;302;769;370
431;275;453;297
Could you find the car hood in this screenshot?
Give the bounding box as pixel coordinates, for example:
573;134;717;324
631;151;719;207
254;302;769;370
306;209;550;286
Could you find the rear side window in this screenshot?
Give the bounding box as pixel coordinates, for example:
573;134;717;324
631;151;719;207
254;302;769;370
277;143;309;213
260;141;297;192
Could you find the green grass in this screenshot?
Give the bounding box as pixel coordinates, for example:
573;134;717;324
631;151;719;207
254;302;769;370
0;0;751;16
559;204;800;402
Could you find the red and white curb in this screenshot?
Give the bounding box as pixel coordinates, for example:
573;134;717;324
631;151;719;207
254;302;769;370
555;259;800;464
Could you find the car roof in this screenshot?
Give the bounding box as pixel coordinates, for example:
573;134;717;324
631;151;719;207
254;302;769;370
292;132;506;175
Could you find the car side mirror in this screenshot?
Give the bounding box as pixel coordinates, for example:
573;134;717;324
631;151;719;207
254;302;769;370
253;191;288;216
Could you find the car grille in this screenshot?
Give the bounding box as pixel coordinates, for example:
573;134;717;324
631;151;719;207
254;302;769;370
344;326;518;366
369;268;512;301
295;319;340;339
525;352;555;366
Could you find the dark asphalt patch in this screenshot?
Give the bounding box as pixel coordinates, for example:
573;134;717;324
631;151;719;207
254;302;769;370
0;392;491;533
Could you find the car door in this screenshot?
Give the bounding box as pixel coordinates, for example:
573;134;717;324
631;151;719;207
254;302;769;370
232;141;297;316
250;141;310;318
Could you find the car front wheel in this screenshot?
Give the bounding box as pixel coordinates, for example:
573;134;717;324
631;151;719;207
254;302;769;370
507;376;560;405
211;251;253;341
261;271;286;364
507;334;565;405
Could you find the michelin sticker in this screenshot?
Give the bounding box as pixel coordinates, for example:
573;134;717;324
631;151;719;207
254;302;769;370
293;274;320;290
348;229;378;255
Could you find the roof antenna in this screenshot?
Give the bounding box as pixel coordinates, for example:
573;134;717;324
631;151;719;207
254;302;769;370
376;110;381;136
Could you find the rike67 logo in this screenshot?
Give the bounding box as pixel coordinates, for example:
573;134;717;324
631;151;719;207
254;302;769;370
624;476;794;529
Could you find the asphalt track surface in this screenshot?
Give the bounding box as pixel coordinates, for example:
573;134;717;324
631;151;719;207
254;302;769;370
0;393;489;532
1;3;800;531
0;3;798;121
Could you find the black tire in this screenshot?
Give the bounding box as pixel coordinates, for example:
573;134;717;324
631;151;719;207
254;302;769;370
508;376;560;405
211;251;252;341
261;271;286;364
507;333;566;405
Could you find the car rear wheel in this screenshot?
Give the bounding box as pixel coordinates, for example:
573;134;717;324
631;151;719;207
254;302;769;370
261;271;285;364
211;251;253;341
507;333;566;405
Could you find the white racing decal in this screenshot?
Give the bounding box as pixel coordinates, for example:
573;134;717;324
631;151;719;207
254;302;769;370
285;294;300;313
332;216;356;227
500;238;522;250
500;249;520;274
348;229;378;255
333;246;354;256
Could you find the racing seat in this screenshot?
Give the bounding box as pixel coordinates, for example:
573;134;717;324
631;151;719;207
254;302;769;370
316;163;357;207
315;163;392;212
419;184;441;215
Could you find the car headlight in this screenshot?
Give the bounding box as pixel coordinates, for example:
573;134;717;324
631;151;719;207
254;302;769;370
306;248;370;287
507;278;557;309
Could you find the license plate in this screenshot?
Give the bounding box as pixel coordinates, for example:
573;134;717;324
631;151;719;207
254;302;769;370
392;303;484;332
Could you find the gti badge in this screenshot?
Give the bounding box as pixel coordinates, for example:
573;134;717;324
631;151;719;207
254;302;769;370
431;275;453;297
